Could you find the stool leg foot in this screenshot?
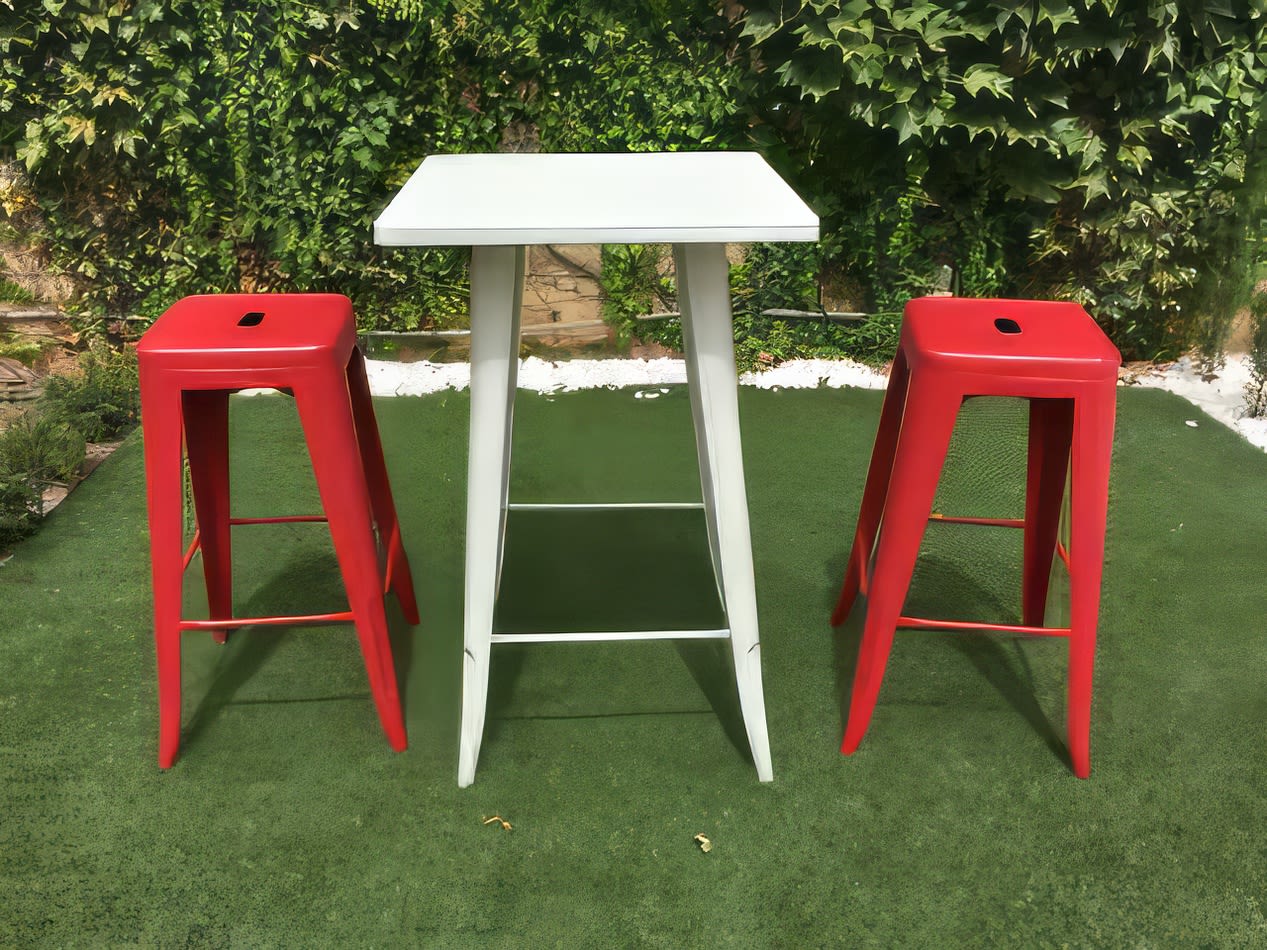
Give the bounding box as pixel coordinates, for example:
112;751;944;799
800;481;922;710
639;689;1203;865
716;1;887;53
843;380;960;755
295;380;407;753
183;390;235;643
1022;399;1073;627
833;350;910;626
1066;386;1116;779
346;348;419;625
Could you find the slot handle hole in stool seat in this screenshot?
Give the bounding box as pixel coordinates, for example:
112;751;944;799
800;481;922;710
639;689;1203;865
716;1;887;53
137;293;420;768
831;296;1119;778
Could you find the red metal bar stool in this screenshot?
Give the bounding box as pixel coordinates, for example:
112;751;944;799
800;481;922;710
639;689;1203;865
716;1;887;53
831;297;1120;777
137;293;419;767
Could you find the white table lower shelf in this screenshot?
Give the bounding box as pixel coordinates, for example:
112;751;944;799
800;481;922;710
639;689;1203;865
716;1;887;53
492;501;728;644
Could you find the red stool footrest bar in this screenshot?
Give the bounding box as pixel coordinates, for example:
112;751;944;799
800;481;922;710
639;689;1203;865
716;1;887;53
831;296;1119;778
176;516;390;628
179;612;356;631
894;616;1071;636
138;293;420;768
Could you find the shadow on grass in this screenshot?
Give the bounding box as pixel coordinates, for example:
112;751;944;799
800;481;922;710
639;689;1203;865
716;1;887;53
482;640;751;765
674;639;750;764
480;505;754;764
180;547;419;754
829;552;1068;767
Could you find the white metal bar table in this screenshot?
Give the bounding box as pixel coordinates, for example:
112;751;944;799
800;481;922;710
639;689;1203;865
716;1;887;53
374;152;819;786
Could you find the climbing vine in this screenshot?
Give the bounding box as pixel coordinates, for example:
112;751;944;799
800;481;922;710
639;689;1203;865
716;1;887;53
2;0;1265;360
739;0;1267;358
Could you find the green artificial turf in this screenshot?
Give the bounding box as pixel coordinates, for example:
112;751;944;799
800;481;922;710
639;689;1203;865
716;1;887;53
2;384;1265;946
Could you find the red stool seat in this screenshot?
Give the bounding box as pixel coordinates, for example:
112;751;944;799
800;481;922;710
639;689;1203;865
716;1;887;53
832;297;1120;777
137;294;419;767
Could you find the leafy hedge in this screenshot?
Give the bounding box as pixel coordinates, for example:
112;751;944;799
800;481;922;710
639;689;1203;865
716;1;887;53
0;0;742;328
740;0;1267;358
2;0;1265;360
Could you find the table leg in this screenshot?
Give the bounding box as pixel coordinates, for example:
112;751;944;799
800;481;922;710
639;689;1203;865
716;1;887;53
675;242;774;782
460;244;525;788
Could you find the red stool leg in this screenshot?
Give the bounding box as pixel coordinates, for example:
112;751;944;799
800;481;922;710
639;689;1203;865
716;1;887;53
294;374;407;752
1021;398;1074;627
1066;384;1116;778
183;390;235;644
345;348;419;625
832;349;911;626
842;376;962;754
140;370;188;768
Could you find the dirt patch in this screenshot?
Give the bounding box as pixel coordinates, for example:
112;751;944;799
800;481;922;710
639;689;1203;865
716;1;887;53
522;245;603;327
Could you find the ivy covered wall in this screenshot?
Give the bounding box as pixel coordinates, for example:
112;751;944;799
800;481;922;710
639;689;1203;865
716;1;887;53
0;0;743;326
741;0;1267;358
1;0;1265;359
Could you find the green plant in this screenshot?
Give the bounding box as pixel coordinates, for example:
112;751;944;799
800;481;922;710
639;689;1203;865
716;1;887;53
1245;290;1267;418
0;332;48;366
1;0;745;332
741;0;1267;359
0;408;86;550
0;277;33;303
0;411;85;484
728;242;902;370
727;241;822;371
733;241;821;316
40;340;139;441
599;244;674;346
0;470;42;549
617;241;903;371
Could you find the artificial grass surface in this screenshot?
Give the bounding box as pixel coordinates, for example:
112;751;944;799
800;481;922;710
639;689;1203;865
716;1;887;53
2;384;1265;946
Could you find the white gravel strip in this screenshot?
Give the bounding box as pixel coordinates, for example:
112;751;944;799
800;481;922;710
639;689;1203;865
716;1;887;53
1128;353;1267;452
350;352;1267;454
363;354;888;397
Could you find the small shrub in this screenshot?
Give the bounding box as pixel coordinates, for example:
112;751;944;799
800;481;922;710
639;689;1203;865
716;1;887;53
604;240;904;372
727;243;901;372
41;341;139;442
599;244;674;347
1245;291;1267;419
732;242;821;318
0;471;43;550
0;330;53;367
0;412;86;485
0;278;34;304
0;410;86;550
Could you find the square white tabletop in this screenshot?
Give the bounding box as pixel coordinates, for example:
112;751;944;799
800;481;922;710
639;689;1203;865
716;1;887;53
373;151;819;246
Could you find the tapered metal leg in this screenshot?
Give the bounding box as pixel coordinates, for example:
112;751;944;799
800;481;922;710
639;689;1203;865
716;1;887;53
140;370;188;769
676;242;773;782
842;377;960;755
459;245;525;788
832;349;910;626
183;390;234;644
1022;399;1074;628
295;375;407;752
1066;384;1115;779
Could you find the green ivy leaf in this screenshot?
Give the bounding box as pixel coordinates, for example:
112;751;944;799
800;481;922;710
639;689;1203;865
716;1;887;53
961;63;1012;99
